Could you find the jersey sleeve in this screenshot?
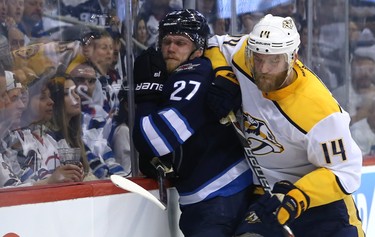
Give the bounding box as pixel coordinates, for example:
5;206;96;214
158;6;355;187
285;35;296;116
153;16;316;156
295;111;363;208
204;36;243;118
205;37;240;96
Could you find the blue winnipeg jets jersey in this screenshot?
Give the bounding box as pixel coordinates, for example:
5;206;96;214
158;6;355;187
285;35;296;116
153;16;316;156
133;57;252;205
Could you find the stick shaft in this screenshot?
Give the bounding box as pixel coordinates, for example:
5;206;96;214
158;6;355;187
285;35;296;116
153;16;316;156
225;111;294;237
227;111;272;193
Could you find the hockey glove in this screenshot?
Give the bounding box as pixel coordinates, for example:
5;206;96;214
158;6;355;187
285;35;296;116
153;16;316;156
206;79;241;120
272;180;310;226
245;181;310;229
246;192;282;229
133;47;167;103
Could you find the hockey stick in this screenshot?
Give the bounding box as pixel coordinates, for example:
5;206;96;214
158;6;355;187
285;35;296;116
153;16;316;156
110;175;167;210
150;157;172;207
221;111;295;237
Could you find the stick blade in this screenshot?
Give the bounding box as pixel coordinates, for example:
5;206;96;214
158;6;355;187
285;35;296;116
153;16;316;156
110;175;167;210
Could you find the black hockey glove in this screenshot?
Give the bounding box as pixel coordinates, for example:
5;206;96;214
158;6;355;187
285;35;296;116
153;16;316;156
246;181;310;228
206;78;241;120
133;47;167;103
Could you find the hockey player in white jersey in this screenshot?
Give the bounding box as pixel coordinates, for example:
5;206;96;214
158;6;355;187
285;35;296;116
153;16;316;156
205;14;364;237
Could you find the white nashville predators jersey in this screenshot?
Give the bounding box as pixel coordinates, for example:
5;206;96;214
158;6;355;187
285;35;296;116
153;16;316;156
206;35;363;207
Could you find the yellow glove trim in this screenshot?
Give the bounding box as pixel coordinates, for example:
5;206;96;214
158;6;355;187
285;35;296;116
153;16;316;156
288;189;309;216
277;206;291;225
276;188;308;225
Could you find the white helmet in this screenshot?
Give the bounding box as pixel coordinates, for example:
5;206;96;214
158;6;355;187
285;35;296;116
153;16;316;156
246;14;300;65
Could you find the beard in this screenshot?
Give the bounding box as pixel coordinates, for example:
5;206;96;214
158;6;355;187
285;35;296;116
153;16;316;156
254;70;289;92
165;59;181;73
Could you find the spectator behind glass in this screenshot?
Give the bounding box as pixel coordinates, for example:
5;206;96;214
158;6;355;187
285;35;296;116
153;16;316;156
89;30;114;77
88;29;121;116
349;44;375;122
15;0;68;41
110;86;131;176
351;100;375;157
5;73;85;186
0;64;22;187
7;0;24;24
7;26;25;51
332;34;375;122
138;0;175;47
47;75;97;181
19;70;55;127
19;0;43;38
133;15;149;58
69;62;127;179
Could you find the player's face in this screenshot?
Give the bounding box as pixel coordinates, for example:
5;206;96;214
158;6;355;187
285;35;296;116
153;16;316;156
161;35;196;73
251;52;289;92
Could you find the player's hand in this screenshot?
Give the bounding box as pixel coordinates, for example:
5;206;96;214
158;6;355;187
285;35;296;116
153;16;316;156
272;180;310;226
245;181;310;228
133;47;167;103
206;82;241;120
245;192;281;229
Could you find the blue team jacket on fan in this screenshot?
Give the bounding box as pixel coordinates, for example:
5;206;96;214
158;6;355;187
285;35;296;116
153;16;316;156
133;57;253;205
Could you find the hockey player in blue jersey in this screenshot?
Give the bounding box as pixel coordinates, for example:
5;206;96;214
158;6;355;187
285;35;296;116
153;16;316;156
132;9;254;237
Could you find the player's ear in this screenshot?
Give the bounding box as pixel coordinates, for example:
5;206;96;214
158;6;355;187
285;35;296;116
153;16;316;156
190;48;204;60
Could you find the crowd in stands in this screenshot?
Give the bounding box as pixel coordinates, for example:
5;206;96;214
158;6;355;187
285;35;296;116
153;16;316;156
0;0;374;188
